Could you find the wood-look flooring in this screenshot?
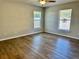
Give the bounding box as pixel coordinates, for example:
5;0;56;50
0;33;79;59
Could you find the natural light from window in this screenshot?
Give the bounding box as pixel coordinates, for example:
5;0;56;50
34;11;41;29
59;9;72;31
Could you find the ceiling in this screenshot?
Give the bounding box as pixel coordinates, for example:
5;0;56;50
3;0;79;7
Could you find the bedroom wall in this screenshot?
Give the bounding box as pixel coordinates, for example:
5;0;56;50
0;0;43;40
45;1;79;39
0;0;3;39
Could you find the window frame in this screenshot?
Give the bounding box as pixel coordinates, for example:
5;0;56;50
34;11;41;29
58;9;72;32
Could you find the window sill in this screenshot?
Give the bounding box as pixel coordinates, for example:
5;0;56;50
59;29;71;33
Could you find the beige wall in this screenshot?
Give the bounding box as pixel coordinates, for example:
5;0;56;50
0;0;2;38
0;0;43;39
45;1;79;39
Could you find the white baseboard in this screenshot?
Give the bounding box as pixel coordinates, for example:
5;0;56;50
0;32;41;41
46;32;79;40
1;31;78;41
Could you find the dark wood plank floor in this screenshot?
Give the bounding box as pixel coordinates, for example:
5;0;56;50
0;33;79;59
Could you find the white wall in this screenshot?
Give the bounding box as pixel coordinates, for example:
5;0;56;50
45;1;79;39
0;0;43;40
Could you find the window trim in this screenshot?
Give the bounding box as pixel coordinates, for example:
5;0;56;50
34;11;41;29
58;9;72;32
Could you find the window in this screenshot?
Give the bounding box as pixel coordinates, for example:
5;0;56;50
59;9;72;31
34;11;41;28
